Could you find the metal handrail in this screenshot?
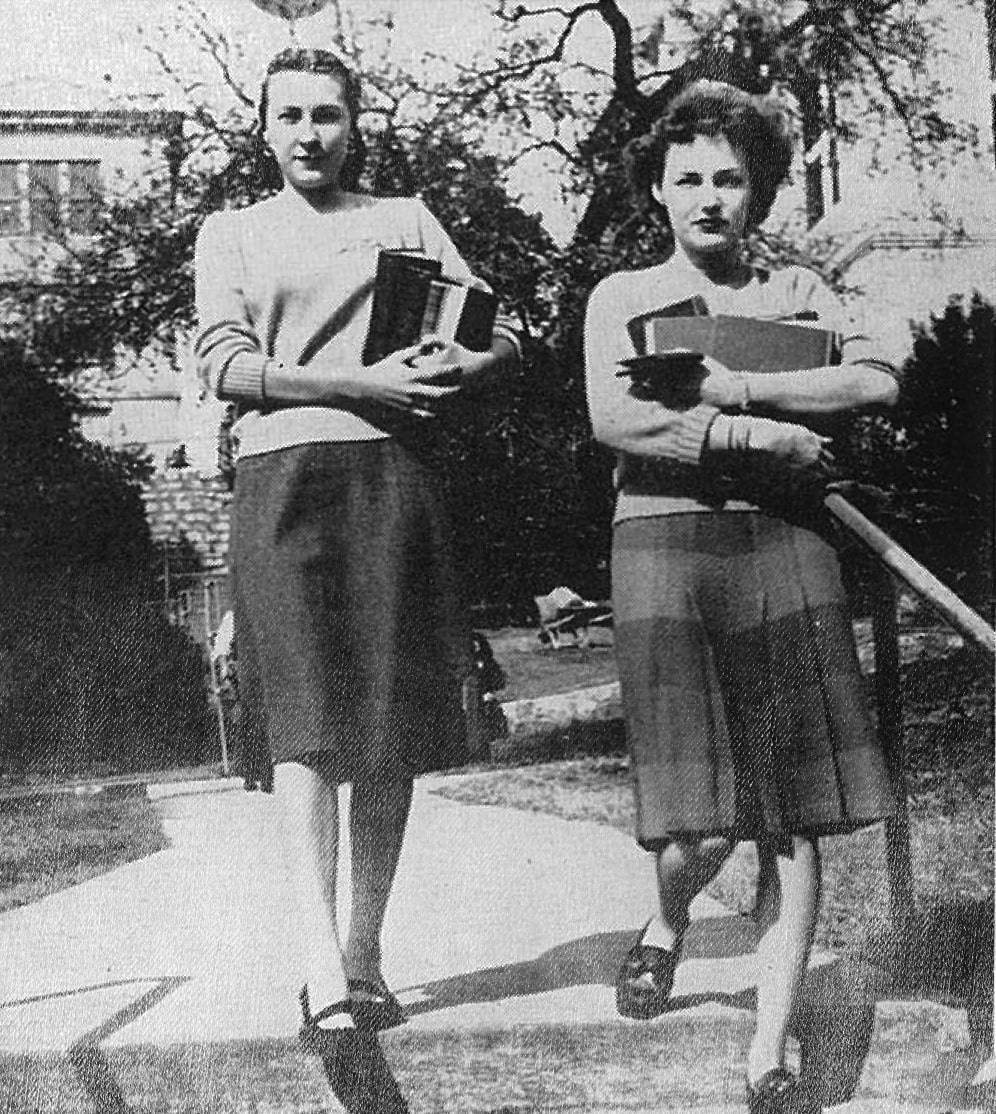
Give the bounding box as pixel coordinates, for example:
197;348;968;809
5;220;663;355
825;492;995;660
825;491;994;1094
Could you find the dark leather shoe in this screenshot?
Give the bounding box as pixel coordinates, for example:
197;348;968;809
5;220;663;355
614;923;682;1020
298;984;353;1050
746;1067;821;1114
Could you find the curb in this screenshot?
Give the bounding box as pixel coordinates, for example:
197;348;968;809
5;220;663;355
0;777;150;808
492;681;623;761
146;776;245;801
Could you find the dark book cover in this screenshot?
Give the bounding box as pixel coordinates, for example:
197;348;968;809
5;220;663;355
627;294;709;355
419;277;497;352
362;250;442;365
452;284;498;351
648;314;840;372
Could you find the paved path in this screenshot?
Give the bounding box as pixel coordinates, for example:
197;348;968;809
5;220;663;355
0;777;988;1113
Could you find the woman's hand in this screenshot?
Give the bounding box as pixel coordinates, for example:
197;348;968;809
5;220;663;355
409;336;492;380
747;416;834;469
698;355;744;409
358;340;463;418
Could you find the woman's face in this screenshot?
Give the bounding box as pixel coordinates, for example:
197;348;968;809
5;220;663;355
264;69;352;196
653;133;754;259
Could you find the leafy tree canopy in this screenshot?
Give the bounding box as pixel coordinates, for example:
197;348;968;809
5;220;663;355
3;0;985;614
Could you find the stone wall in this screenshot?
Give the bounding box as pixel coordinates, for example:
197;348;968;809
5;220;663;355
141;471;232;573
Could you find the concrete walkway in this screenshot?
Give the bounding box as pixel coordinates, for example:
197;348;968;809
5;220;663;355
0;777;988;1113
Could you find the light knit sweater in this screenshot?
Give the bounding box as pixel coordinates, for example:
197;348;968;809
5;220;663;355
584;253;893;522
194;190;520;459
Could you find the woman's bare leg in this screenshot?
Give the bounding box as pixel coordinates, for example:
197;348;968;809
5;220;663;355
344;774;414;987
273;760;350;1024
753;840;781;932
747;835;821;1084
644;836;734;948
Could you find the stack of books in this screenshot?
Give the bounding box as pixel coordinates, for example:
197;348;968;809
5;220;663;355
626;294;709;354
362;250;497;365
620;295;845;513
626;295;840;372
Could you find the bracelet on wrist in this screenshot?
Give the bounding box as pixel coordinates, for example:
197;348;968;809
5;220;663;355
728;414;753;453
734;372;751;412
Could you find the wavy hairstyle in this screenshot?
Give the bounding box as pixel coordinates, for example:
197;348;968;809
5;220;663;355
625;80;793;230
258;47;367;190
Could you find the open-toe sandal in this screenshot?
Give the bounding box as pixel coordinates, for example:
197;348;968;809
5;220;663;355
346;977;406;1032
298;985;354;1047
614;922;682;1020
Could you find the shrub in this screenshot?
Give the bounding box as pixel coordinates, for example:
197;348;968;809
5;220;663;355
837;294;994;611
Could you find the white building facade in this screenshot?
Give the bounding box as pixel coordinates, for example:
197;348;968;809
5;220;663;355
793;3;996;364
0;77;223;473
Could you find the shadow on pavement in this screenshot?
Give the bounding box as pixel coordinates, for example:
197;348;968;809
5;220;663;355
1;977;412;1114
1;896;989;1111
402;898;994;1111
68;977;189;1113
313;1031;410;1113
404;915;762;1015
1;1036;413;1114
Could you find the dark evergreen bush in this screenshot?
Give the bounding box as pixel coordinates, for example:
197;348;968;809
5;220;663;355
0;339;216;780
837;294;994;612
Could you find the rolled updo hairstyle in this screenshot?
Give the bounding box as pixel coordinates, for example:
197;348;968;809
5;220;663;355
258;46;367;190
626;80;794;231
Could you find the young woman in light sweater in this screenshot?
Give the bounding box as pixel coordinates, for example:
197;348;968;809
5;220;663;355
585;81;898;1113
194;47;518;1039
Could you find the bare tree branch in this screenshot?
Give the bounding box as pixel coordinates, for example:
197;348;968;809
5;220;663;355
144;44;248;151
496;0;648;113
844;28;921;153
145;2;255;115
502;2;598;21
475;2;601;85
184;6;254;109
594;0;644;113
508;137;587;168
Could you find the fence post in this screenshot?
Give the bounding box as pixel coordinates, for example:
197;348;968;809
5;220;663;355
203;580;230;777
869;567;914;923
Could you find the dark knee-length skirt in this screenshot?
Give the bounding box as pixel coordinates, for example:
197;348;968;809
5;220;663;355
612;512;896;849
231;439;470;783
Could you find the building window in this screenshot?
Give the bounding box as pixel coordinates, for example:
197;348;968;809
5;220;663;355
0;159;102;236
67;160;101;234
28;161;60;236
0;162;18;234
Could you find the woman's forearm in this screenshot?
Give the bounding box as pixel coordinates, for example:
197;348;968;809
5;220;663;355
217;330;519;409
464;335;519;387
707;413;829;467
737;364;898;414
218;353;366;407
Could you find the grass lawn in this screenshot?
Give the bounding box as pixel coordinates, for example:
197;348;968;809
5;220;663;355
482;626;617;702
0;789;169;913
439;634;994;963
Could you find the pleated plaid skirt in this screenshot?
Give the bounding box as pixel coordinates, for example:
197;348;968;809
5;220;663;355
231;440;470;783
612;512;896;849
